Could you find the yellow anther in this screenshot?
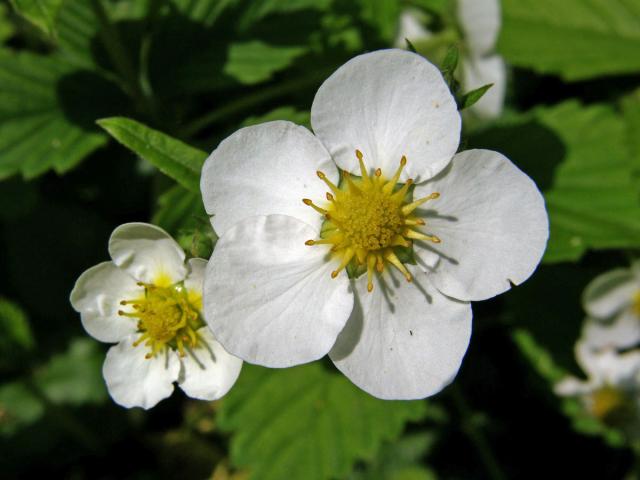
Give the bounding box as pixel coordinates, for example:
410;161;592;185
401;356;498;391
302;198;328;215
317;170;340;194
331;248;355;279
326;192;335;202
401;192;440;215
375;168;382;177
366;255;376;292
405;230;441;243
404;218;425;226
305;239;316;246
382;156;407;194
384;250;412;282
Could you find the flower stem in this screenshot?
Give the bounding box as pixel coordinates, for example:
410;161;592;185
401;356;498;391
451;385;507;480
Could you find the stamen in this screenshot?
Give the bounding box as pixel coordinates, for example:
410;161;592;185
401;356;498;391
390;178;413;201
405;229;441;243
404;218;425;226
383;250;413;282
382;156;407;194
356;150;370;183
317;171;340;194
302;198;327;215
401;192;439;215
366;255;376;292
331;248;355;278
326;192;335;202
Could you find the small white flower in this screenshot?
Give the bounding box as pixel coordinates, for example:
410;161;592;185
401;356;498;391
395;0;506;119
556;342;640;427
70;223;242;409
201;49;547;400
580;262;640;351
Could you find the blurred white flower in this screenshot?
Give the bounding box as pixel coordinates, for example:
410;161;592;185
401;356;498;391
556;342;640;426
70;223;242;409
200;49;547;400
394;0;506;119
580;262;640;351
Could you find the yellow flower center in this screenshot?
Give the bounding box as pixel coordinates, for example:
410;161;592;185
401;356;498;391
304;150;440;292
591;385;628;421
633;290;640;317
118;282;203;358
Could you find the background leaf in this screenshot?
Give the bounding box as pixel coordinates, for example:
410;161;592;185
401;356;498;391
98;117;207;192
9;0;64;38
0;50;111;179
218;364;426;480
0;299;34;373
224;41;307;85
500;0;640;80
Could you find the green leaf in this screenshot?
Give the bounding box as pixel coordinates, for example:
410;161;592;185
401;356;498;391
32;338;107;405
499;0;640;81
540;102;640;262
9;0;64;38
224;41;307;85
349;433;437;480
470;101;640;262
0;381;44;437
405;38;417;53
0;50;110;179
239;0;332;28
621;88;640;173
0;298;34;372
218;364;426;480
0;4;16;43
356;0;400;41
98;117;207;193
458;83;492;110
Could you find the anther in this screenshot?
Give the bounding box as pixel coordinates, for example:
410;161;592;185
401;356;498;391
375;168;382;177
326;192;335;202
316;170;340;194
305;240;315;246
401;192;440;215
384;250;413;282
405;230;441;243
382;156;408;194
302;198;327;215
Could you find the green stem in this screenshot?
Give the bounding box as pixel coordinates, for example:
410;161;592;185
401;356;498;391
451;385;507;480
178;67;334;138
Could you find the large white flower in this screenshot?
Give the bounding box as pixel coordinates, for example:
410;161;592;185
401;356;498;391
70;223;242;409
395;0;506;119
201;49;547;400
580;262;640;351
556;342;640;428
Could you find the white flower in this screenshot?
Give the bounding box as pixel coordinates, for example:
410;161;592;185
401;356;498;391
394;0;506;119
201;49;548;400
556;342;640;427
580;262;640;351
70;223;242;409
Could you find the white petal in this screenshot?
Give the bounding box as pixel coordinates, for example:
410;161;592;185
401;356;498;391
108;223;187;285
184;258;207;298
554;377;592;397
178;327;243;401
461;55;506;120
69;262;141;342
330;266;472;400
394;9;432;48
102;337;180;409
311;49;460;182
582;268;638;319
581;312;640;351
200;121;337;237
457;0;501;57
203;215;353;368
415;149;548;301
